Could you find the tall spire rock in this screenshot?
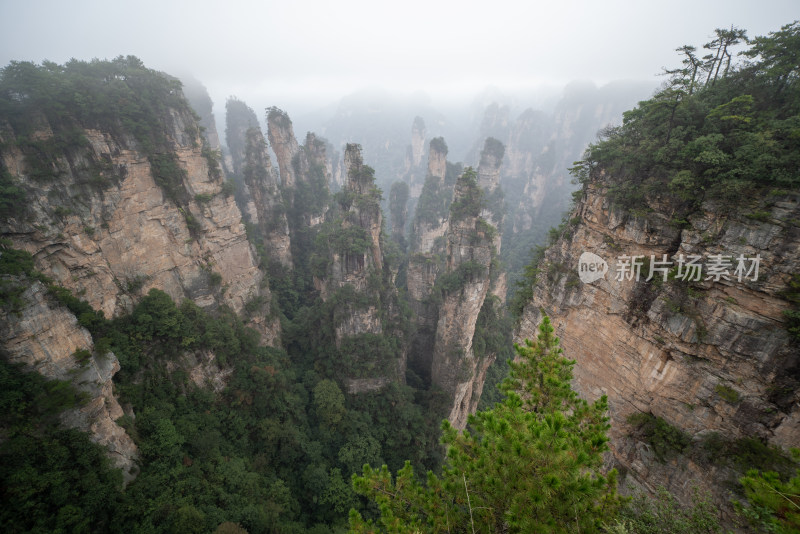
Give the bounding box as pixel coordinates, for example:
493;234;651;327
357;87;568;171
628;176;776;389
406;137;506;427
401;116;429;198
411;137;451;253
406;139;456;381
242;127;293;267
313;144;407;393
225;97;261;177
410;116;426;168
319;143;384;295
267;107;300;189
430;163;502;429
477;137;506;301
389;180;410;248
224;98;292;268
297;132;333;227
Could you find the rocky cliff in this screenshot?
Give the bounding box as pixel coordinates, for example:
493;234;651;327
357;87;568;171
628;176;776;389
267;108;301;190
0;277;139;482
0;105;272;334
224;99;293;269
0;60;278;480
225;97;261;177
463;82;655;294
517;177;800;512
314;144;407;393
401;116;428;197
405;138;505;427
406;139;455;380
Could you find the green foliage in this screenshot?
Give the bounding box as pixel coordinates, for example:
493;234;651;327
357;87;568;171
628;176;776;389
0;360;122;533
715;383;741;403
782;274;800;341
429;136;448;154
433;260;486;296
698;433;797;476
350;315;621;532
481;136;505;160
474;295;514;410
626;412;690;462
571;22;800;210
613;487;722;533
449;167;482;222
0;164;25;220
0;242;53;311
0;243;35;275
0;57;196;204
509;245;545;319
736;460;800;534
314;379;346;428
389;180;410;242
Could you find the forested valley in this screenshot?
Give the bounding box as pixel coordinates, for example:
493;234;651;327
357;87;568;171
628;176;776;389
1;20;799;534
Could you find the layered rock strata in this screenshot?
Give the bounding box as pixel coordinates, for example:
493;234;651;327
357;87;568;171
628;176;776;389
0;280;139;483
517;178;800;511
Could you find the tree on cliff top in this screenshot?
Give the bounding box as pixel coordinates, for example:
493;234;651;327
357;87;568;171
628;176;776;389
571;21;800;209
349;315;621;533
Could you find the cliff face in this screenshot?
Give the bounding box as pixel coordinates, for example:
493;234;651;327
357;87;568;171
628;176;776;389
0;279;138;482
241;127;292;267
0;111;272;333
406;140;453;379
517;179;800;509
267;108;300;189
225;98;261;177
411;138;450;254
319;144;385;300
430;171;498;428
223;101;295;270
180;75;223;154
401;116;428;197
315;144;406;393
406;138;505;427
0;66;279;481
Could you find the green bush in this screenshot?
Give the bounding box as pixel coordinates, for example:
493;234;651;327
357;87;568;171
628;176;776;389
627;412;690;462
715;384;741;403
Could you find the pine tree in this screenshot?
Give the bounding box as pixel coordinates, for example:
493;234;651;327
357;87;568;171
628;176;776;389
350;315;621;533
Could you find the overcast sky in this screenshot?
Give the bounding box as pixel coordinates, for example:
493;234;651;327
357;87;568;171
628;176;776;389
0;0;797;114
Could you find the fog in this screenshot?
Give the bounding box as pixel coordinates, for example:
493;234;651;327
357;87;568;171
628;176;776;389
1;0;797;127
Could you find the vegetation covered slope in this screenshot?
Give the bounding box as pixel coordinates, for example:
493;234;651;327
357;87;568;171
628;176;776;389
570;22;800;211
0;59;444;533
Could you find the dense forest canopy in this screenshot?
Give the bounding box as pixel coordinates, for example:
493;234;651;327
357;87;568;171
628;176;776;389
570;21;800;210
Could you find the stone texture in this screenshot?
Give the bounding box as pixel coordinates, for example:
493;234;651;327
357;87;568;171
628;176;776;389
517;178;800;513
267;109;300;189
409;138;506;428
1;115;276;345
239;126;292;267
316;144;405;390
0;89;282;481
0;280;139;483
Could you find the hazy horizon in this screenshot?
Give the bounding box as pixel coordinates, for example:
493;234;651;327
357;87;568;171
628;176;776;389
1;0;797;135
